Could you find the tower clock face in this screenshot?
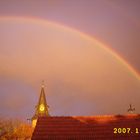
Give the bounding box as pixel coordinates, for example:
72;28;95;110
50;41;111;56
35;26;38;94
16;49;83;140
39;104;45;112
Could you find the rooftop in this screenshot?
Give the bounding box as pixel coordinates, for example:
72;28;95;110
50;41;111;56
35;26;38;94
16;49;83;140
32;114;140;140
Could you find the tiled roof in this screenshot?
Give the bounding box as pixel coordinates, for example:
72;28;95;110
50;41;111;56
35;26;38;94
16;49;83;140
32;114;140;140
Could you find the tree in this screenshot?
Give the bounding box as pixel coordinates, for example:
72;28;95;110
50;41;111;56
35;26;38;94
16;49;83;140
0;118;33;140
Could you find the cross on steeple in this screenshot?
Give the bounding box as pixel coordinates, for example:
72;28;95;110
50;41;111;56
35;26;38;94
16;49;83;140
41;80;45;88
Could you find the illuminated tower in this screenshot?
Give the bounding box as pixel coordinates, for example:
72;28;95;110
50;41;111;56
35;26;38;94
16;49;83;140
32;81;50;127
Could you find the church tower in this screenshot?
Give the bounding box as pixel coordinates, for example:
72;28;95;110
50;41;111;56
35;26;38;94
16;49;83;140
32;81;50;127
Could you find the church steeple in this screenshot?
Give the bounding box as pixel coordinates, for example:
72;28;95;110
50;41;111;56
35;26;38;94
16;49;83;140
37;81;50;116
32;81;50;127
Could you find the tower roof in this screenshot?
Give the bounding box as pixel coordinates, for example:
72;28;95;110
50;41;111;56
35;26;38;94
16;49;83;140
38;83;47;106
32;81;50;120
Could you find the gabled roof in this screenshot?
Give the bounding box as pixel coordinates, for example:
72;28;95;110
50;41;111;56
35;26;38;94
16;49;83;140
32;114;140;140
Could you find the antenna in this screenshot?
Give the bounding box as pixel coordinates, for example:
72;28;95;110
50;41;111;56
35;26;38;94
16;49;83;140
127;104;135;114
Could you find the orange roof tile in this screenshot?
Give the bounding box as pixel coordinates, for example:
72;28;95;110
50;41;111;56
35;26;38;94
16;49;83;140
32;114;140;140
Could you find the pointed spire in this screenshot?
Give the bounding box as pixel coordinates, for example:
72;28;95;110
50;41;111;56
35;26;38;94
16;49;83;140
39;80;46;105
38;80;50;116
31;81;50;127
32;81;50;119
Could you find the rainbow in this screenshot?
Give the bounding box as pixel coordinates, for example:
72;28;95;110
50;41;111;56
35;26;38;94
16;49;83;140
0;16;140;81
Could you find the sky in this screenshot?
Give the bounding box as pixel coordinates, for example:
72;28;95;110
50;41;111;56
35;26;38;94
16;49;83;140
0;0;140;119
